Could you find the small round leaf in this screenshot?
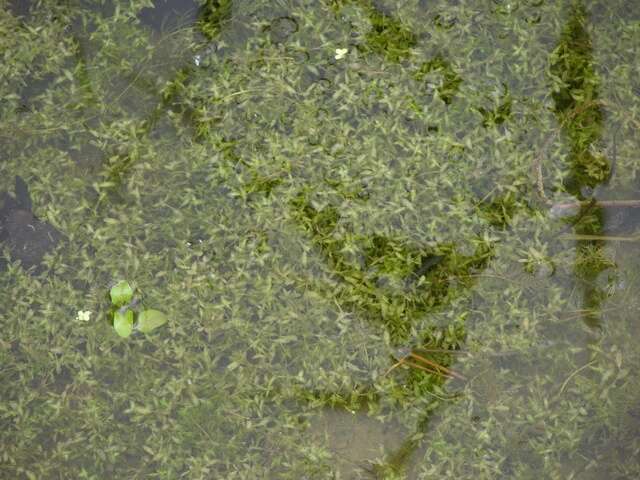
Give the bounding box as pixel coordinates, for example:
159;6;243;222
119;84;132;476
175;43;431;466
110;280;133;307
136;309;168;333
114;309;134;337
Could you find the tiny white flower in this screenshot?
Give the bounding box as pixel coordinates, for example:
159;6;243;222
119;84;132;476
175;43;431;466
76;310;92;322
334;48;348;60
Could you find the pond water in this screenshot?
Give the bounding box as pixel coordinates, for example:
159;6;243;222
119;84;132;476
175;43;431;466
1;1;639;478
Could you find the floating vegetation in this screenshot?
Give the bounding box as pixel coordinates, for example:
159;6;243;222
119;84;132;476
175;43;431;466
109;280;168;337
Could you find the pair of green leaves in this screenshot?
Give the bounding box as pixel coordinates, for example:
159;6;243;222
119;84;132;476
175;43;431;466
110;280;167;337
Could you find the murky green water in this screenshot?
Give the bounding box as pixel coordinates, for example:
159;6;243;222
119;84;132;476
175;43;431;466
1;1;639;478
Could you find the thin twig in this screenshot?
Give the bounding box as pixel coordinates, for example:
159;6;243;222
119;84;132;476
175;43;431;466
552;199;640;211
408;353;466;380
414;347;469;355
559;233;640;242
532;131;559;206
402;360;452;378
559;360;597;394
383;359;405;377
383;356;456;380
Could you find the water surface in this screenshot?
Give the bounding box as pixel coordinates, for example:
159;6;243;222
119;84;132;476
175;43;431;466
1;1;639;478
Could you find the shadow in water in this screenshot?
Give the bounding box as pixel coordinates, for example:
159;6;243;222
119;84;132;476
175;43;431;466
137;0;201;32
0;176;64;274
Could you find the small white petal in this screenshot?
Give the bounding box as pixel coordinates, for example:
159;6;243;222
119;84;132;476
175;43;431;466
76;310;92;322
334;48;348;60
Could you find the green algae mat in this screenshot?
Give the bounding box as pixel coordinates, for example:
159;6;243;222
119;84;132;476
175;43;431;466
1;1;640;478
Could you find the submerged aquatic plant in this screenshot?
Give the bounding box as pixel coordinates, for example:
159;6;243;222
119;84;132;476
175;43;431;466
1;1;640;478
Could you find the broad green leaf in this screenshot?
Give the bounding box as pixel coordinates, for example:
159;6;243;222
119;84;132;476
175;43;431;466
110;280;133;307
114;309;134;337
136;309;168;333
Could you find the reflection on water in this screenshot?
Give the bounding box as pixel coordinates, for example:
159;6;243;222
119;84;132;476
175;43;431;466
549;2;612;330
311;407;406;479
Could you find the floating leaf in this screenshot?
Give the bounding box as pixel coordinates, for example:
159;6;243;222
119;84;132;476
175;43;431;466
136;309;168;333
114;309;134;337
110;280;133;307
